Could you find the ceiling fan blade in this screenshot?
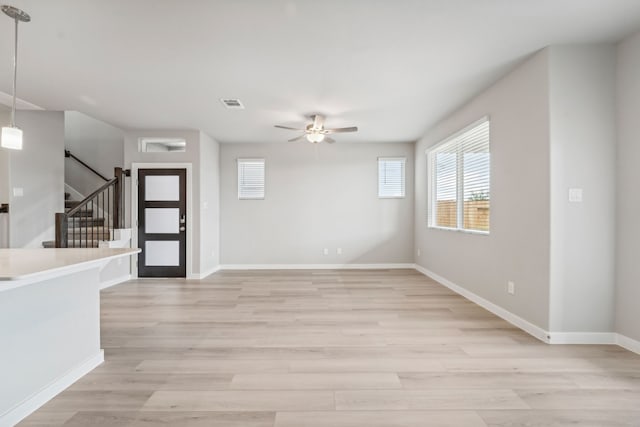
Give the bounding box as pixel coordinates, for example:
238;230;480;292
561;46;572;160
288;134;306;142
324;136;336;144
311;114;325;130
325;126;358;134
275;125;305;131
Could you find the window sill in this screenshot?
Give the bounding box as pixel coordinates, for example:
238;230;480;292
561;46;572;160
428;226;489;236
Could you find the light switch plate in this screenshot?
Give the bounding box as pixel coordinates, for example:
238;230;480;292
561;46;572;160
568;188;583;203
12;187;23;197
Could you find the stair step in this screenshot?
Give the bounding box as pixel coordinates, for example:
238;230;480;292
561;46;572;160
65;200;81;209
67;229;111;239
42;240;101;248
68;217;106;227
66;208;94;217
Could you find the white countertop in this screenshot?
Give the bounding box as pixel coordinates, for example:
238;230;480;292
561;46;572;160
0;248;140;281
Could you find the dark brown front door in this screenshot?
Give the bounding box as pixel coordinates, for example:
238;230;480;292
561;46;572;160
137;168;187;277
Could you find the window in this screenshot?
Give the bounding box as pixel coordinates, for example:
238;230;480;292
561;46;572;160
237;158;265;199
138;137;186;152
378;157;406;198
428;118;490;233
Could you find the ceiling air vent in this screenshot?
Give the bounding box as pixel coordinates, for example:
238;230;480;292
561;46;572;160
221;99;244;109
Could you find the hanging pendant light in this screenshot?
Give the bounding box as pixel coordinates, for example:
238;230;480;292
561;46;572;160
1;5;30;150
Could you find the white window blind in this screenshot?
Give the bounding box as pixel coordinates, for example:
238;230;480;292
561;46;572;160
378;157;406;198
429;118;490;233
238;158;265;199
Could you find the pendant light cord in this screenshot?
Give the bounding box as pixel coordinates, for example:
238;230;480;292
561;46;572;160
10;15;18;127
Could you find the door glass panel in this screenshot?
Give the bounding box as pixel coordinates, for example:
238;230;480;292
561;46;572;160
145;241;180;266
145;208;179;234
145;175;180;201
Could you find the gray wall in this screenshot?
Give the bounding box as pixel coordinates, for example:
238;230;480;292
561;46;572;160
548;45;617;333
199;131;221;274
220;142;414;265
414;50;552;329
64;111;124;197
615;31;640;342
10;111;65;248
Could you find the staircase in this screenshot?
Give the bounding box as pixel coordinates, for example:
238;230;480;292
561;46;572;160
44;150;128;248
43;192;109;248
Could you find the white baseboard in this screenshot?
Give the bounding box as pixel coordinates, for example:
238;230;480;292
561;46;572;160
616;333;640;355
191;265;221;279
0;351;104;427
219;263;415;270
100;275;132;290
413;264;640;353
414;264;550;343
548;332;617;345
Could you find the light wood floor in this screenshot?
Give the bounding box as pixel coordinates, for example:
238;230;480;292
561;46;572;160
19;269;640;427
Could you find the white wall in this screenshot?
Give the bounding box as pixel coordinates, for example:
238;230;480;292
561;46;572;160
220;142;414;266
0;109;9;205
199;131;220;276
0;268;103;426
10;111;65;248
615;31;640;342
64;111;124;197
548;45;617;333
415;50;552;329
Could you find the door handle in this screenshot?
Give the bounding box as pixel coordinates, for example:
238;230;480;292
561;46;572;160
180;214;186;224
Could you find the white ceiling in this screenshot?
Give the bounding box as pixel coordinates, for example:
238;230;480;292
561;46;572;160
1;0;640;144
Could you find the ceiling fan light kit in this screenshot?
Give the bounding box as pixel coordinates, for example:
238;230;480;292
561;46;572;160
275;114;358;144
306;132;325;143
1;4;30;151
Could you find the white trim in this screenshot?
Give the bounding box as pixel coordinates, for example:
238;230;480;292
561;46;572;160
616;333;640;355
413;264;550;343
0;351;104;427
547;332;616;345
220;263;415;270
100;274;132;290
131;163;194;279
63;183;85;201
191;265;221;279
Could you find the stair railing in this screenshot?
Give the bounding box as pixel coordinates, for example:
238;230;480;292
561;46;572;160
65;149;109;182
55;167;127;248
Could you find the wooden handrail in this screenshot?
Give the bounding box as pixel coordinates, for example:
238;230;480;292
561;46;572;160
65;177;117;217
64;149;109;182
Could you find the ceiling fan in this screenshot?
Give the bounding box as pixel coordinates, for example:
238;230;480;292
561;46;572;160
275;114;358;143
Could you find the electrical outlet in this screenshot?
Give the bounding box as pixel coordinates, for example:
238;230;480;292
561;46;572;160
337;248;342;255
417;248;421;257
507;281;515;295
323;248;329;256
